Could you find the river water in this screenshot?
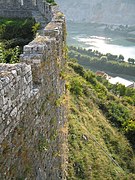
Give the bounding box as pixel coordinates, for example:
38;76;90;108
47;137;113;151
67;22;135;61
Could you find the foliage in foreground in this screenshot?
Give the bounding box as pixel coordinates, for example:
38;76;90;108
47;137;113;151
0;18;39;63
0;18;35;41
0;45;20;63
66;59;135;179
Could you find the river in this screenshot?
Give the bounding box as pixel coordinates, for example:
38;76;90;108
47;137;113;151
67;22;135;61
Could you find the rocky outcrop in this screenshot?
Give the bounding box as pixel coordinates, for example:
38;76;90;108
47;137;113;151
56;0;135;25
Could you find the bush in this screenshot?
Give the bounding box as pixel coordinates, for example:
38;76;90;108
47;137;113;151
0;18;35;40
0;45;20;63
0;18;37;63
46;0;57;5
70;77;83;96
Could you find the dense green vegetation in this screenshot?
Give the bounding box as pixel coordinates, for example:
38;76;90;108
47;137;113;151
46;0;57;5
0;44;20;63
66;58;135;179
68;60;135;147
68;46;135;77
0;18;39;63
96;77;135;106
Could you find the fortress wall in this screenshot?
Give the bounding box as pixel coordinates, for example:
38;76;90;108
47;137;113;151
37;0;52;21
0;2;67;179
0;0;54;19
0;0;35;18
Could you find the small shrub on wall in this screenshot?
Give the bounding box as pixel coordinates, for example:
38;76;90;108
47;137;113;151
46;0;57;6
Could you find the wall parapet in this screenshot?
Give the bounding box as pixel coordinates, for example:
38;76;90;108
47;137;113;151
0;1;67;179
0;0;53;19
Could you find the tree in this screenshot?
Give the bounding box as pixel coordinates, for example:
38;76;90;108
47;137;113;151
118;54;124;62
100;56;108;62
106;53;118;61
117;84;126;96
128;58;135;65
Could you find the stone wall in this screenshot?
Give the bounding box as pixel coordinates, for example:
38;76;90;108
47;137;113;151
0;0;53;20
0;0;35;18
0;2;67;180
37;0;52;21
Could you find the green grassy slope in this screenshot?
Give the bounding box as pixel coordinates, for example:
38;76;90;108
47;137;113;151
66;60;135;180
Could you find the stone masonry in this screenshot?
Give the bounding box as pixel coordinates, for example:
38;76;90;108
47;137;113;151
0;0;67;179
0;0;52;19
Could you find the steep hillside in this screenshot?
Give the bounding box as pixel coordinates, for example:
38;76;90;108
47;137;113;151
66;59;135;179
56;0;135;25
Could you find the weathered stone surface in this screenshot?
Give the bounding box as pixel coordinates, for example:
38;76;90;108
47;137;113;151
0;0;52;19
0;1;67;180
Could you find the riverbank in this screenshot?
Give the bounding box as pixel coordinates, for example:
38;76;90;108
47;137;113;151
67;22;135;61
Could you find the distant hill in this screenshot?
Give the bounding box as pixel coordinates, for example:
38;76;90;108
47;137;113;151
56;0;135;25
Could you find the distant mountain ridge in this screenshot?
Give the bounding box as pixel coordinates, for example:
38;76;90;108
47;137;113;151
56;0;135;25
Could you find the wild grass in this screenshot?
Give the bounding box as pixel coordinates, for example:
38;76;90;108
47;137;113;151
67;61;135;179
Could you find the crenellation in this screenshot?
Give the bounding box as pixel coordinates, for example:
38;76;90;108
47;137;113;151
0;1;67;179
